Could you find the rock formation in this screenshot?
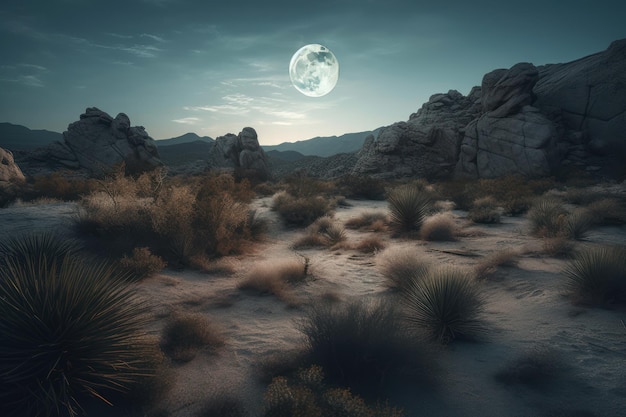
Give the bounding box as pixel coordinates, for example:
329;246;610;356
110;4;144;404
208;127;270;179
29;108;162;176
351;39;626;180
0;147;25;205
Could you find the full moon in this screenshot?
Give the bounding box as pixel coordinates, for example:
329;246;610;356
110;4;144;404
289;44;339;97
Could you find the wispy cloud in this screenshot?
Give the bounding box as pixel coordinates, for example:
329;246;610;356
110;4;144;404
0;63;47;87
172;117;201;124
141;33;166;43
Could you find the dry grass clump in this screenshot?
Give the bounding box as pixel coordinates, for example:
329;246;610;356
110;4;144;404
238;259;308;303
402;266;487;344
272;191;335;227
29;171;99;201
419;212;458;241
355;236;386;254
345;211;388;231
475;248;519;279
160;313;225;362
468;196;501;224
387;184;432;234
527;196;568;237
563;245;626;306
586;198;626;225
120;247;166;281
378;247;430;291
293;217;347;250
495;346;564;388
299;299;434;392
542;237;577;258
262;365;405;417
335;174;388;200
562;208;593;240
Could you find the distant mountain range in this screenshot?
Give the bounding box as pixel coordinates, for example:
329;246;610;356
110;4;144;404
0;123;379;164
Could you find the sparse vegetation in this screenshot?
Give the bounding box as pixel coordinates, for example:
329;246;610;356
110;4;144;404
293;217;347;249
542;237;577;258
272;191;335;227
387;184;432;234
120;247;166;281
299;299;433;391
238;259;308;304
419;212;457;241
160;313;225;362
355;236;386;254
563;245;626;305
528;196;568;237
468;196;501;224
402;266;487;344
563;208;593;240
474;248;519;279
0;234;160;417
336;174;388;200
378;247;430;291
345;211;388;231
262;365;405;417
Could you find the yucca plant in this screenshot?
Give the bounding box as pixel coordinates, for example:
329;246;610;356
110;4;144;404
527;197;567;237
563;208;593;240
0;253;157;417
402;266;486;344
563;245;626;305
387;185;431;234
0;231;83;268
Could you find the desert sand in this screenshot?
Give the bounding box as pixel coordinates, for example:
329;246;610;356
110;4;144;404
1;195;625;417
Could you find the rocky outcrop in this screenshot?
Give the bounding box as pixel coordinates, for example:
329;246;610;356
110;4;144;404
28;108;162;176
0;147;25;205
208;127;270;179
350;39;626;180
353;89;481;179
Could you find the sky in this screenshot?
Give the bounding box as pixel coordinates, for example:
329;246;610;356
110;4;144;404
0;0;625;146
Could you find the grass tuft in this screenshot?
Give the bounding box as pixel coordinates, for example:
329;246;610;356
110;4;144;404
378;247;430;291
387;185;431;234
160;313;224;362
419;212;457;241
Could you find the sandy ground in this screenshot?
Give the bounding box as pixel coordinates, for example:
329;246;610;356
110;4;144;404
1;197;626;417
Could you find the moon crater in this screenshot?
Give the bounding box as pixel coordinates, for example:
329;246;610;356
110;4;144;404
289;44;339;97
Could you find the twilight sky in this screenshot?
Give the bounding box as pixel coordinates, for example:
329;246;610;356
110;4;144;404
0;0;624;145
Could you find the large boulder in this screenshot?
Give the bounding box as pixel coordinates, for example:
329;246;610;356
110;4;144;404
352;89;481;179
207;127;270;179
456;64;560;178
0;147;25;205
29;108;162;176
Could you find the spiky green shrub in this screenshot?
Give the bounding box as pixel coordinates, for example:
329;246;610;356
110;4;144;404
378;247;430;291
563;208;593;240
387;185;431;234
262;365;405;417
299;299;432;391
0;254;157;417
528;197;567;237
563;245;626;305
402;266;486;344
0;231;83;268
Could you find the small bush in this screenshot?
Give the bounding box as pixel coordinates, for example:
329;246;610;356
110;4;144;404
355;236;386;254
322;224;347;246
495;347;564;387
402;266;487;344
378;247;430;291
120;247;166;281
387;185;431;234
160;313;225;362
336;175;387;200
419;212;457;241
475;249;519;279
528;197;567;237
299;299;432;391
542;237;577;258
563;245;626;305
0;243;158;417
238;259;307;303
273;191;334;227
293;218;346;250
345;211;388;232
563;208;593;240
468;196;501;224
262;365;405;417
586;198;626;225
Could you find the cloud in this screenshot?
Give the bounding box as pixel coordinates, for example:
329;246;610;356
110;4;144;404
0;63;47;87
141;33;166;43
172;117;201;124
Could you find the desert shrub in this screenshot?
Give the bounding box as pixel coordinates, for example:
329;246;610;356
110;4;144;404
495;347;563;387
345;211;388;231
197;394;248;417
293;217;346;250
336;175;387;200
0;249;158;417
0;231;83;268
542;237;577;258
402;266;487;344
563;245;626;305
528;196;568;237
387;185;431;234
262;365;405;417
378;247;430;291
419;212;457;241
467;196;501;224
273;191;334;227
160;313;224;362
299;298;432;391
30;171;97;201
292;233;329;249
355;236;386;254
586;198;626;225
474;248;519;279
120;247;166;281
238;259;307;303
322;223;347;246
563;208;593;240
283;171;336;198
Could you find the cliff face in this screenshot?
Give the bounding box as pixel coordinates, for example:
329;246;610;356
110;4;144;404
351;39;626;180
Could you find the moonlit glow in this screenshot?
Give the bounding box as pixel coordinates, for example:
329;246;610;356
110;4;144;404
289;44;339;97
